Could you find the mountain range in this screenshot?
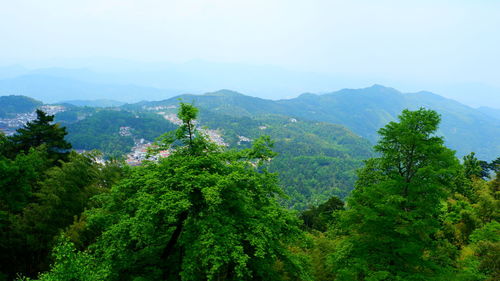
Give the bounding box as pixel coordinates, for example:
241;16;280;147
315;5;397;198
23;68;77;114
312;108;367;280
2;84;498;161
2;61;499;108
125;85;500;161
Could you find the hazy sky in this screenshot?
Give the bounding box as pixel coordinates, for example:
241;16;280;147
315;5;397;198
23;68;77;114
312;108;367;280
1;0;499;106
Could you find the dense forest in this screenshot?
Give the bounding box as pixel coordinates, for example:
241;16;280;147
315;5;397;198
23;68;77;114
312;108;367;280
0;104;499;280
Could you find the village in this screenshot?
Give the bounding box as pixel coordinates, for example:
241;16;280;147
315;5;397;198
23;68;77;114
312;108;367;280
124;112;229;166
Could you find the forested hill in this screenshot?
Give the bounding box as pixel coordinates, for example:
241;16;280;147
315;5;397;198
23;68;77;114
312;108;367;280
123;89;283;117
127;85;500;160
278;85;500;160
0;95;42;117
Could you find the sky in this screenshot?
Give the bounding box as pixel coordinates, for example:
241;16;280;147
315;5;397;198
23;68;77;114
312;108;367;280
0;0;499;107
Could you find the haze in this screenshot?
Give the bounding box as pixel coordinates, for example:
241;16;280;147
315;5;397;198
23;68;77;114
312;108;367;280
1;0;499;108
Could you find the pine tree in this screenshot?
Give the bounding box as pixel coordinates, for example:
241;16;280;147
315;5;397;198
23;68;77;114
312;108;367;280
9;109;71;163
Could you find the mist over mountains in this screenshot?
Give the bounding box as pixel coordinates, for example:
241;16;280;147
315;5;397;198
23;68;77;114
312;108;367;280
1;60;499;108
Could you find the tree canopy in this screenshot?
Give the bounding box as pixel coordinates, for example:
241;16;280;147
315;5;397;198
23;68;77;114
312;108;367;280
332;108;461;280
1;105;498;281
33;103;310;281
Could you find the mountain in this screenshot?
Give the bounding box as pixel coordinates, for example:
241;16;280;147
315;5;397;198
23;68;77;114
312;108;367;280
123;89;283;117
129;86;500;161
477;106;500;121
0;65;29;79
59;99;125;107
3;60;500;107
277;85;500;161
0;95;43;118
0;74;179;103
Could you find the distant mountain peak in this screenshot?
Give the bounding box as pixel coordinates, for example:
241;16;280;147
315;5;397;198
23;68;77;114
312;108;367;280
297;92;318;99
369;83;388;89
366;84;400;93
58;99;125;107
410;90;445;99
204;89;245;97
324;84;401;97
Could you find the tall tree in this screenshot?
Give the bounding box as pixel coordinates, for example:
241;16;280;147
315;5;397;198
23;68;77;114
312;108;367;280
332;108;460;280
33;103;310;281
9;109;71;163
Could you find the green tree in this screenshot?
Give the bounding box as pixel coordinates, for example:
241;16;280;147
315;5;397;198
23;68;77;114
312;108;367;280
9;110;71;163
301;196;344;232
0;131;8;157
0;147;50;214
0;151;123;280
34;103;310;281
458;221;500;281
331;108;460;280
463;152;483;179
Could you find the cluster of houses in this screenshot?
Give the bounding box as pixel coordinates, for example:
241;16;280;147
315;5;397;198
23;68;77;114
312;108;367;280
122;115;229;166
125;138;170;166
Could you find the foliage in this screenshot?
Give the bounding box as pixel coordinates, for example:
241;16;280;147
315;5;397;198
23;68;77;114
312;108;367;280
0;111;124;280
8;110;72;163
301;196;344;232
331;108;461;280
62;104;373;208
2;99;498;281
197;110;373;209
34;103;311;281
0;151;123;280
463;152;483;179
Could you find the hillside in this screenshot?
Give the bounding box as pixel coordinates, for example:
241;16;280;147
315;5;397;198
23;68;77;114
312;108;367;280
61;109;177;157
123;89;283;117
477;106;500;120
277;85;500;160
